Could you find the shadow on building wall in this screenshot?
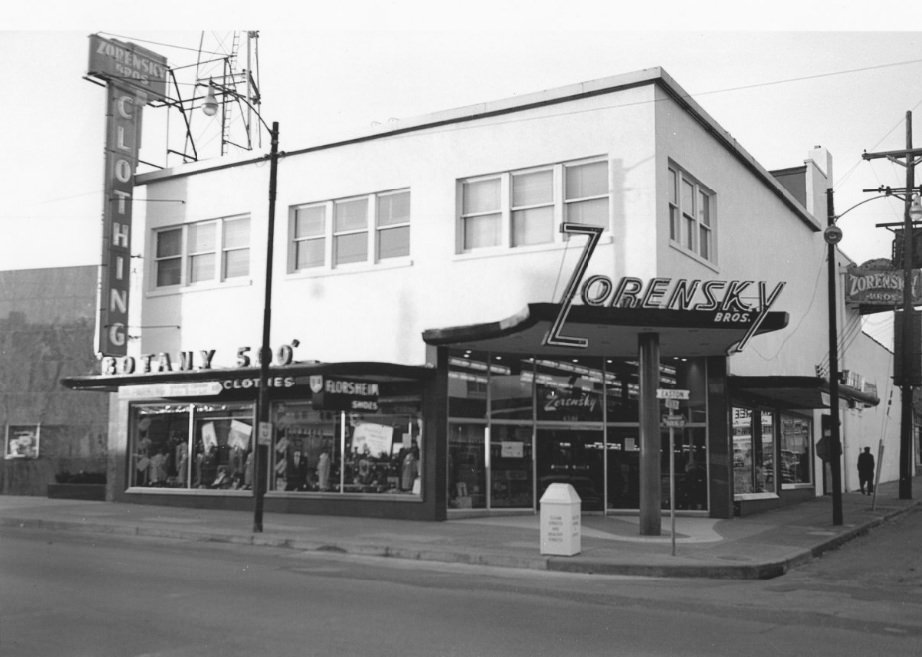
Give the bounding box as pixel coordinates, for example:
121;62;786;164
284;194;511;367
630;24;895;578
0;266;108;495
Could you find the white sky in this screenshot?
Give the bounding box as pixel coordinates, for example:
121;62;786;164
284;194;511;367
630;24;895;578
3;1;922;346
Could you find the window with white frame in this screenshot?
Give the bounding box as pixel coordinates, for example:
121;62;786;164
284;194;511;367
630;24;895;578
459;158;609;253
290;190;410;271
152;216;250;288
668;165;714;262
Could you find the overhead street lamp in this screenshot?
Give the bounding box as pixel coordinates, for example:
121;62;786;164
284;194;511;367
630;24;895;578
202;80;280;532
826;185;922;525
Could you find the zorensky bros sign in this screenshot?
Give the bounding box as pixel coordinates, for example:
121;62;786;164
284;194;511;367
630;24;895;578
544;223;785;352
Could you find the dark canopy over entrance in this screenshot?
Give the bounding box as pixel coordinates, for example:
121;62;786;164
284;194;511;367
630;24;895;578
728;375;880;409
423;303;789;358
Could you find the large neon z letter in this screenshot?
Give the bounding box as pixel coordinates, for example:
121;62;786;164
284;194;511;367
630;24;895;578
543;223;604;348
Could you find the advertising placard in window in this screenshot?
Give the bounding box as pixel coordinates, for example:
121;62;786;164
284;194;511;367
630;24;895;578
5;425;40;459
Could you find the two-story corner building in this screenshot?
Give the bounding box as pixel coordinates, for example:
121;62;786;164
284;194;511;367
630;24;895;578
62;66;904;522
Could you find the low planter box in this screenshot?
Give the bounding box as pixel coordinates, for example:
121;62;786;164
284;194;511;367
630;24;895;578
47;483;106;501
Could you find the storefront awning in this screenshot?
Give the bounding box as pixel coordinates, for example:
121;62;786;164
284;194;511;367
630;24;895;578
423;303;789;358
728;375;880;409
60;361;435;393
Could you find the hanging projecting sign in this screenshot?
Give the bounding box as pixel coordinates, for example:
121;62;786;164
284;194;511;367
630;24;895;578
86;35;168;357
844;258;922;309
310;376;380;412
88;34;169;101
543;223;786;352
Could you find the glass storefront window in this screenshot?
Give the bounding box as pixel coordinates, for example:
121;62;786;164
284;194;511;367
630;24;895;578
446;349;710;512
270;400;422;495
131;402;254;490
733;407;776;496
665;427;708;511
489;357;533;420
534;357;604;423
449;351;488;418
732;407;754;495
448;423;487;509
537;427;604;511
602;361;639;422
780;413;812;486
490;424;533;508
133;404;192;488
192;404;255;489
606;427;641;509
760;411;776;492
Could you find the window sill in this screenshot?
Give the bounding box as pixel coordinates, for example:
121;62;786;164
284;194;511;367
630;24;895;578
146;277;254;298
733;492;779;501
668;241;719;273
454;235;614;262
287;257;414;279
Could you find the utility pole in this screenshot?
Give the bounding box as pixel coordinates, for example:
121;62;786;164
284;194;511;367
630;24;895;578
863;110;922;500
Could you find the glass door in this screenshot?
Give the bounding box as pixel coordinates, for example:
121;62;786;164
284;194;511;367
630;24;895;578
489;424;534;509
536;426;604;511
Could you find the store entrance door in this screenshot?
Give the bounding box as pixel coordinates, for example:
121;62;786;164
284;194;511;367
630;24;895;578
536;426;604;511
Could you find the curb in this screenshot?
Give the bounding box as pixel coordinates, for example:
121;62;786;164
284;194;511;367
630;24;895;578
3;501;918;580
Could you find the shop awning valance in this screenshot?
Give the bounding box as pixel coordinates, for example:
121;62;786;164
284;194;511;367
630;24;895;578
60;361;435;393
423;303;789;359
728;375;880;409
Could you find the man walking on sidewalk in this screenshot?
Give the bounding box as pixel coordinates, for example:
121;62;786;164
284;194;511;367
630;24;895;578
858;446;875;495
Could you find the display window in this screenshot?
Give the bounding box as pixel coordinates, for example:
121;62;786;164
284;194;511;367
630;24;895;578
490;424;534;508
779;413;812;486
130;402;254;489
732;406;777;496
270;400;422;495
447;349;710;512
448;422;487;509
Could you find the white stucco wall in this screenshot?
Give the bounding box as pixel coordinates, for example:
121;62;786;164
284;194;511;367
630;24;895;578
130;69;905;493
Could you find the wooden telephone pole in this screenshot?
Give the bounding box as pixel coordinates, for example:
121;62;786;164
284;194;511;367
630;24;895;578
862;110;922;500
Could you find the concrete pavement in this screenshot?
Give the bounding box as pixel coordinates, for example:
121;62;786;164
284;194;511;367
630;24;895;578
1;477;919;579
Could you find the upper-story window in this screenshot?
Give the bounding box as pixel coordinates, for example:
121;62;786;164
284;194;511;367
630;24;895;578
459;157;609;253
290;190;410;272
669;165;714;262
153;216;250;289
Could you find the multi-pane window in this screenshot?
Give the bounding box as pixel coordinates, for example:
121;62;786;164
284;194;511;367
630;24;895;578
290;190;410;271
155;228;182;287
459;158;609;253
377;191;411;258
564;161;609;228
461;177;502;250
333;198;369;265
153;216;250;288
222;217;250;279
668;164;714;262
512;170;554;247
292;205;326;270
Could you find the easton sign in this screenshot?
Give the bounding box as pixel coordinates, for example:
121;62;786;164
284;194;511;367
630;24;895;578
544;223;785;352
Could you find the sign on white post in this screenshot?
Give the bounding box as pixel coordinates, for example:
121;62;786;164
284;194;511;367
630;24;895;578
656;389;690;400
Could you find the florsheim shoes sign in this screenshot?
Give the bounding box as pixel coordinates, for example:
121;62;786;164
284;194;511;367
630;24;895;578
543;223;786;353
86;35;168;356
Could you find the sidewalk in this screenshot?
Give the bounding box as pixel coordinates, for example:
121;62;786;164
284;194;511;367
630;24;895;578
2;478;919;579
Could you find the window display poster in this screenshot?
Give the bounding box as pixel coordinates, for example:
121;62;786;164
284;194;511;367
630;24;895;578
501;441;524;458
228;420;252;450
201;422;218;450
352;423;393;457
5;425;39;459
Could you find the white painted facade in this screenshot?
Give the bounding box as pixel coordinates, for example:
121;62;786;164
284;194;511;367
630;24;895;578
129;67;905;500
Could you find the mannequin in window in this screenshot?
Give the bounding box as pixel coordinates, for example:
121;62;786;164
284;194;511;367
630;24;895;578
317;451;331;490
401;445;419;492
